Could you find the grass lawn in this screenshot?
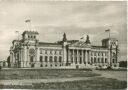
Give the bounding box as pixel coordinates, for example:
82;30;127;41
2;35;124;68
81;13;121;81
0;69;100;80
0;69;127;89
0;77;126;89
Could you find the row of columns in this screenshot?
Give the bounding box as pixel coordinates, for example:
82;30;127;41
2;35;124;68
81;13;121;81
68;49;91;65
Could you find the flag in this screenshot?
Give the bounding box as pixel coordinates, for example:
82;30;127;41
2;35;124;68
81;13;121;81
105;29;110;32
25;19;30;23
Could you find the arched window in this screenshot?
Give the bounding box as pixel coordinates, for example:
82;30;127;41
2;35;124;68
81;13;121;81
40;56;43;62
54;56;57;62
45;56;48;62
49;56;53;62
59;56;62;63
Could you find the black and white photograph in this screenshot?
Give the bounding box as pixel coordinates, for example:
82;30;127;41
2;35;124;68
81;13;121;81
0;0;127;89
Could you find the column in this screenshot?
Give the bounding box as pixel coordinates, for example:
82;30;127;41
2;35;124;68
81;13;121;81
96;52;98;66
73;49;74;64
68;49;70;63
20;50;22;67
103;53;105;66
57;56;59;66
108;51;111;66
22;48;25;67
47;55;49;67
85;50;88;65
77;50;78;64
35;48;38;67
82;50;83;64
27;47;29;67
88;51;91;64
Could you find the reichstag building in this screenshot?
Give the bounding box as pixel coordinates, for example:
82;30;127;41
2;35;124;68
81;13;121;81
9;31;119;68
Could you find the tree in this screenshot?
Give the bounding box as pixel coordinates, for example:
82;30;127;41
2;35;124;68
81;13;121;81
7;56;11;68
119;61;127;68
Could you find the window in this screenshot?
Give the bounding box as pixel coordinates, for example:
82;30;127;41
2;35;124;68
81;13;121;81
30;56;34;62
94;52;96;56
40;56;43;62
59;51;62;55
45;56;48;62
91;52;93;56
94;57;96;63
40;49;42;54
113;59;115;63
54;51;57;54
102;53;104;56
49;56;53;62
105;58;107;63
91;57;93;63
101;58;104;63
54;56;57;62
105;53;107;56
98;58;100;63
59;56;62;63
40;64;43;67
45;50;47;54
50;50;52;54
31;64;34;68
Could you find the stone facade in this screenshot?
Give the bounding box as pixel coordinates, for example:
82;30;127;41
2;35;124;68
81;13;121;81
9;31;119;69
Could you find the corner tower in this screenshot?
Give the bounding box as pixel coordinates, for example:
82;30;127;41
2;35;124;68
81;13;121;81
22;31;39;68
102;38;119;67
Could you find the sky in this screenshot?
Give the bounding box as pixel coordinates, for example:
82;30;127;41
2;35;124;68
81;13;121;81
0;1;127;61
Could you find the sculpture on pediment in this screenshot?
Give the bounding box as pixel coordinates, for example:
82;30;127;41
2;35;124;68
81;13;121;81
86;35;91;44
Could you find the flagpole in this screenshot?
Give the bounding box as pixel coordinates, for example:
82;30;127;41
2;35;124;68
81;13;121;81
25;19;31;31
